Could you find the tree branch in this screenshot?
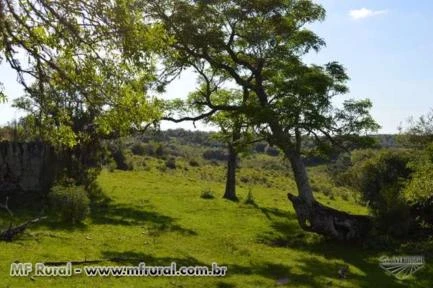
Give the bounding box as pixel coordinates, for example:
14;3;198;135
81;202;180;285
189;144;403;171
0;197;13;217
162;109;217;124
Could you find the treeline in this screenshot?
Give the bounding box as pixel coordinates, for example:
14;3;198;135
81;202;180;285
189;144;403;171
0;124;400;165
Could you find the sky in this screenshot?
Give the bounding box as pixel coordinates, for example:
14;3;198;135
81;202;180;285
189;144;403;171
1;0;433;133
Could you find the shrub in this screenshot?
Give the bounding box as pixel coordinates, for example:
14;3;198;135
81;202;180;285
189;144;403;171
189;159;200;167
327;152;352;185
404;144;433;203
350;149;412;211
130;156;146;170
403;144;433;227
131;143;147;156
107;159;117;172
265;146;280;156
155;144;164;157
49;185;90;224
345;149;414;237
110;148;134;171
143;144;156;156
341;191;349;201
254;142;267;153
165;158;176;169
200;189;215;199
202;149;228;161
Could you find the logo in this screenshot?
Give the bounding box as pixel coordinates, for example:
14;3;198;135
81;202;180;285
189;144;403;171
379;255;424;279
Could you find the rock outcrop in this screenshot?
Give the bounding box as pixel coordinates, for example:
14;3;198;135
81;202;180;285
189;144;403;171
0;142;56;199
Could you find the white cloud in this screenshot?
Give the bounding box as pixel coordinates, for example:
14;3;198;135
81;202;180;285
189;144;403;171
349;8;388;20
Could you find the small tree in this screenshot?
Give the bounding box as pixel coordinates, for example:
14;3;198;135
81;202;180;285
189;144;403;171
210;109;251;201
185;88;256;201
398;109;433;148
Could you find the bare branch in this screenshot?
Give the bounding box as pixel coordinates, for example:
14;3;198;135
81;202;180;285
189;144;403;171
0;197;13;217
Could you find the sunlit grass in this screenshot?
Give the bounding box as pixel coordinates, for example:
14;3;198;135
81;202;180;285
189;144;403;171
0;161;430;287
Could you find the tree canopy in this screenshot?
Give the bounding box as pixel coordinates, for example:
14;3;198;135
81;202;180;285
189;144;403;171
0;0;164;147
1;0;381;239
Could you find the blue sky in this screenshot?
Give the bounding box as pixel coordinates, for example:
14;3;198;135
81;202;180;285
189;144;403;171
1;0;433;133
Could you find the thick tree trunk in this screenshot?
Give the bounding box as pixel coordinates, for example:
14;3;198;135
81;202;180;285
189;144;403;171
287;193;372;241
287;152;372;241
223;144;238;201
266;119;372;240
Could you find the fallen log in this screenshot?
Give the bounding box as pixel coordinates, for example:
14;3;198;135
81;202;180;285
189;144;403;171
0;217;47;242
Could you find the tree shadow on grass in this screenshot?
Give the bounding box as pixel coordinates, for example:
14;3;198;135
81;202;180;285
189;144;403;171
215;282;236;288
90;202;196;236
101;251;294;287
100;246;409;288
100;250;208;267
84;183;197;236
100;250;357;288
256;214;408;288
259;206;292;220
228;261;344;288
38;220;89;231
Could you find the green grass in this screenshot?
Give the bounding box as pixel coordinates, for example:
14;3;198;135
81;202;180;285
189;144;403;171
1;162;431;287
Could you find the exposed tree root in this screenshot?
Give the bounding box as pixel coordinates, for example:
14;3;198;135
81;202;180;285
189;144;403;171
288;193;372;241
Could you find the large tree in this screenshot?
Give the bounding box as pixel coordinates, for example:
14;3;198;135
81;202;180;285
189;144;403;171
150;0;379;240
0;0;162;184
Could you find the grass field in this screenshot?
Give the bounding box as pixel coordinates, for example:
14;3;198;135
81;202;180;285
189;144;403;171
1;160;432;287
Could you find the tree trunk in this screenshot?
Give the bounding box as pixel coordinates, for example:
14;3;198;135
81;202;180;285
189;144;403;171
223;143;238;201
286;152;372;241
288;153;314;207
267;119;372;240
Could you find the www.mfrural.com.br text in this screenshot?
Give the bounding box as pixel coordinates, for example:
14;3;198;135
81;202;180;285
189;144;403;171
10;262;227;277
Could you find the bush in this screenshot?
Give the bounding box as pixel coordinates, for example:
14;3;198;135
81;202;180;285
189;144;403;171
341;191;350;201
130;156;146;170
107;159;117;172
200;189;215;199
110;148;134;171
165;158;176;169
345;149;414;237
131;143;147;156
189;159;200;167
202;149;228;161
143;144;156;156
49;185;90;224
350;149;412;210
254;142;267;153
327;152;352;186
155;144;164;157
403;144;433;227
265;146;280;156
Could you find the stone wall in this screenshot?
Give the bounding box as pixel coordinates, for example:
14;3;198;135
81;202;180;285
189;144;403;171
0;142;56;199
